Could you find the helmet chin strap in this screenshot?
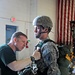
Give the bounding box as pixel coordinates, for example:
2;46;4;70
39;31;47;34
36;31;47;38
36;27;47;38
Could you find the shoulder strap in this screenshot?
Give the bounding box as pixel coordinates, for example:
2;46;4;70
44;39;59;59
36;39;56;48
44;39;56;44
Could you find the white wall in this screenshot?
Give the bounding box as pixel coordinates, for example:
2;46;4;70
37;0;57;40
0;0;30;43
0;0;57;59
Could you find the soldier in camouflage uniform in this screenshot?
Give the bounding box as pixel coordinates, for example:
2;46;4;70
32;16;60;75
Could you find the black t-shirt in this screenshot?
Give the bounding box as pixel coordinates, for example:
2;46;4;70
0;44;17;75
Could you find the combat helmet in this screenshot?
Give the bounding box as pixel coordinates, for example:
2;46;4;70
33;16;53;30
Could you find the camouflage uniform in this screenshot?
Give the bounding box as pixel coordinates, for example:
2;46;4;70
32;16;61;75
35;38;60;75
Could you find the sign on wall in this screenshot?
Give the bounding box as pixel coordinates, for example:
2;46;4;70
6;25;17;44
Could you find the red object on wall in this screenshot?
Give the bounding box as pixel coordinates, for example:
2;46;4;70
10;17;16;22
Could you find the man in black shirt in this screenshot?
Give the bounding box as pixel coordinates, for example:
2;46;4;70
0;31;41;75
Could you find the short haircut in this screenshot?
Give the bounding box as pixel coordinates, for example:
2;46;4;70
11;31;27;40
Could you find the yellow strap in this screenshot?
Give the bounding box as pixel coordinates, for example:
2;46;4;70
65;54;71;61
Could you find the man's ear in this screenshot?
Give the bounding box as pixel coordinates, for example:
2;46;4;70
13;37;17;42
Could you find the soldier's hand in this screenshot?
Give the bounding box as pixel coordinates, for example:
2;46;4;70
32;50;41;60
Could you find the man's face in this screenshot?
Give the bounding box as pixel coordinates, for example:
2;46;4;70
34;26;41;38
34;25;46;39
14;35;28;51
